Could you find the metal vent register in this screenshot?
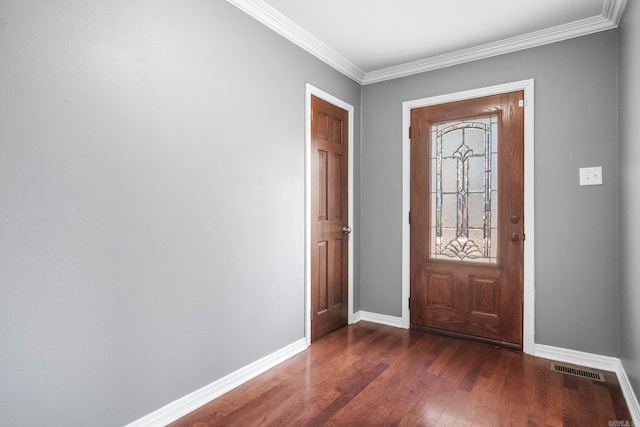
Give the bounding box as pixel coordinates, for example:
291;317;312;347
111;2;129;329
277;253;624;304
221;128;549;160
550;362;606;383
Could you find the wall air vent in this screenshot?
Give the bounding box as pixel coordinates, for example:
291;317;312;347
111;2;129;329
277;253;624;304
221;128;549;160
550;362;606;383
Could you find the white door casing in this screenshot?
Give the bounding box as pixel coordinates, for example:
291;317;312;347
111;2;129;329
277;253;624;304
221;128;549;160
401;79;535;354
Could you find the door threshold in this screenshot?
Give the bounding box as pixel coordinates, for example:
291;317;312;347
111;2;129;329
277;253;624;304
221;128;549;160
410;324;522;351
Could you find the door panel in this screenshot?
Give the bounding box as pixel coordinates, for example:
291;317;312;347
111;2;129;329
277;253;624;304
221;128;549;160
469;275;500;317
311;95;349;341
410;92;524;348
426;271;454;309
318;151;328;220
317;241;328;312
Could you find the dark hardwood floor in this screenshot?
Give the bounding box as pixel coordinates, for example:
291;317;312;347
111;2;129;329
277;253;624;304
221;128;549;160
170;322;632;426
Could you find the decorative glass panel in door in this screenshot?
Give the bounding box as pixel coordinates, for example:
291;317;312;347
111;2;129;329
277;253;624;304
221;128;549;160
430;116;498;263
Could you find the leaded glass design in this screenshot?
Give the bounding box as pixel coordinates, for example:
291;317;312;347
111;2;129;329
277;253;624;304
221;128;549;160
430;116;498;263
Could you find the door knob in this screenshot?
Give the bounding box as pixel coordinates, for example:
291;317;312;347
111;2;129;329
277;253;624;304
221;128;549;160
342;226;352;235
510;233;520;242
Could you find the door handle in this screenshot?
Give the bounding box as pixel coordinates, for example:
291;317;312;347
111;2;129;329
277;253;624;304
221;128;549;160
510;233;520;242
342;226;352;235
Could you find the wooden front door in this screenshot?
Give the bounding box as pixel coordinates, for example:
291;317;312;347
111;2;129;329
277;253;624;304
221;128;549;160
311;95;349;341
410;91;524;348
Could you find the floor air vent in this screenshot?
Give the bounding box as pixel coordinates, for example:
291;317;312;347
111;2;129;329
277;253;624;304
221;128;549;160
550;362;606;383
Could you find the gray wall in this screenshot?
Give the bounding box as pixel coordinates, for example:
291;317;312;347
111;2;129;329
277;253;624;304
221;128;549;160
0;1;360;426
619;0;640;397
361;30;620;356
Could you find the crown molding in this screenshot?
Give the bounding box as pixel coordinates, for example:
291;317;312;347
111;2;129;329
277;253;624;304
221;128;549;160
226;0;365;83
603;0;628;25
362;7;625;84
228;0;627;86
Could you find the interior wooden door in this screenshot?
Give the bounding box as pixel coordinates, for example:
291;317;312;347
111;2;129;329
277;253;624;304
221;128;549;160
311;95;349;341
410;91;524;348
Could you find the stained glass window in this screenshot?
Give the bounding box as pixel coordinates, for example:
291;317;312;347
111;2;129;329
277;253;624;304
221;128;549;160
430;116;498;263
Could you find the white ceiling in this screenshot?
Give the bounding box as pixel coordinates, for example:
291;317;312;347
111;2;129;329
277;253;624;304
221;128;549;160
228;0;627;84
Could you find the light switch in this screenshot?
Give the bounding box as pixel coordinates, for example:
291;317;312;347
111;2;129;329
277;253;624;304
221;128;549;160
579;166;603;186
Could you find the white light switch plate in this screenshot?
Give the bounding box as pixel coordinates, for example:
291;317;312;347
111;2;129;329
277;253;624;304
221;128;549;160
579;166;603;186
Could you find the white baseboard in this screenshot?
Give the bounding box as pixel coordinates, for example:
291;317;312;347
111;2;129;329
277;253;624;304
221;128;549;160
354;310;403;328
126;311;400;427
125;324;640;427
353;315;640;425
352;319;640;425
535;344;640;427
617;359;640;427
124;338;308;427
535;343;620;372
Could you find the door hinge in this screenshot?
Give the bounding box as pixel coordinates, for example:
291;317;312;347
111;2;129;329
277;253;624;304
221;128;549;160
408;297;411;309
408;211;412;224
518;99;527;107
408;126;412;139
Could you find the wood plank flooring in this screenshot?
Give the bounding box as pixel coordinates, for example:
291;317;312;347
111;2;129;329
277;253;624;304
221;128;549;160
169;322;632;426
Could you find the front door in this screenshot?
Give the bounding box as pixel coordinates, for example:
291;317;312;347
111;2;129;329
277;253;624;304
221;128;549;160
410;91;524;348
311;95;349;341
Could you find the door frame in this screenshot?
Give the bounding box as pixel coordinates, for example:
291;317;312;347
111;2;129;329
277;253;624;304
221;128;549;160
305;83;355;346
401;79;535;354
